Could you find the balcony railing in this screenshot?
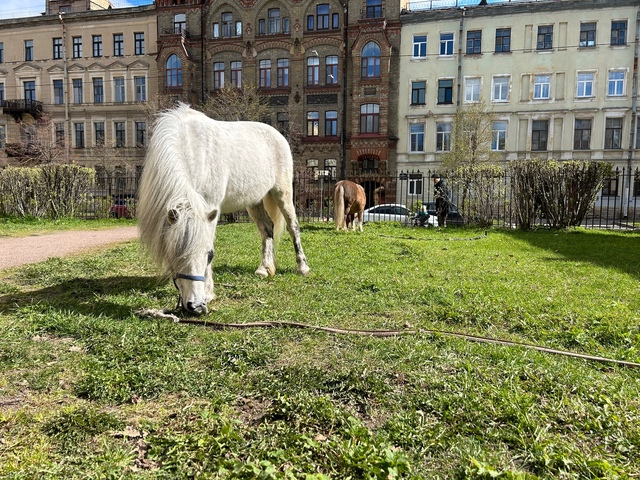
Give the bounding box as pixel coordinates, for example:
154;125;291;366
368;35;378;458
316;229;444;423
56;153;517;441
1;99;44;119
360;7;385;19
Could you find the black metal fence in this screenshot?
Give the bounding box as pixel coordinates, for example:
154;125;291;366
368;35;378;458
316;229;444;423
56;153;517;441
78;168;639;230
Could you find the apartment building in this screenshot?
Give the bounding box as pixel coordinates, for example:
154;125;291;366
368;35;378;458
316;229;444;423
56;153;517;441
153;0;400;189
0;0;158;170
398;0;639;176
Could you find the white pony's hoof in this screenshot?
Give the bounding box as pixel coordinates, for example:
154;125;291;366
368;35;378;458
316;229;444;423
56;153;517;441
298;264;310;276
255;266;269;277
255;264;276;277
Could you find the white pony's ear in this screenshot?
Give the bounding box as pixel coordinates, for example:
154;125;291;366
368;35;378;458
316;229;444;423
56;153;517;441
167;208;179;225
207;209;218;222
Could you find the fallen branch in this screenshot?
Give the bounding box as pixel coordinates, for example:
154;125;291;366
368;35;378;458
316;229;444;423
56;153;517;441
135;308;640;369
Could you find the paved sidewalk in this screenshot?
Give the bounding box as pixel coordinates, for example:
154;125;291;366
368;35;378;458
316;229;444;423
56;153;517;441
0;226;138;270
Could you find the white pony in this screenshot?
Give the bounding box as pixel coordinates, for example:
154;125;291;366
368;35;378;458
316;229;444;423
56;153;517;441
137;104;310;315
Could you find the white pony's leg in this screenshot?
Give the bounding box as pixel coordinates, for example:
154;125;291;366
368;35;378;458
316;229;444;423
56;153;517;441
247;203;277;277
270;190;310;276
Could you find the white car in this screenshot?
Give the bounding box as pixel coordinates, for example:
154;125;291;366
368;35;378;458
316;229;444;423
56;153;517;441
361;204;437;226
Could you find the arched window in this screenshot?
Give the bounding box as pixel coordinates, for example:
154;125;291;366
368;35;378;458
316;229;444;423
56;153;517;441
361;41;381;78
166;54;182;87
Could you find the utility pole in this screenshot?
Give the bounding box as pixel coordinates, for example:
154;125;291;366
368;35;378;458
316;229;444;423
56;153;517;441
59;13;71;162
339;0;348;180
623;7;639;218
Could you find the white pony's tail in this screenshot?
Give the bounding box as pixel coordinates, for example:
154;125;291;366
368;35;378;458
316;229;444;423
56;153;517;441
263;194;285;242
334;183;345;230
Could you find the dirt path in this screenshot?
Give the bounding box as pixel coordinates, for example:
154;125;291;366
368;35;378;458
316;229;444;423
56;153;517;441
0;226;139;270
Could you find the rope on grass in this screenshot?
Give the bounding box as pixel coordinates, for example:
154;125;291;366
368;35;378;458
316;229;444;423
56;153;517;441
136;308;640;369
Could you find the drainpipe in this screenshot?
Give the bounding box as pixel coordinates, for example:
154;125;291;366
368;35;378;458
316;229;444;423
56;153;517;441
455;7;465;107
623;7;639;218
201;3;206;105
339;0;348;180
59;13;70;162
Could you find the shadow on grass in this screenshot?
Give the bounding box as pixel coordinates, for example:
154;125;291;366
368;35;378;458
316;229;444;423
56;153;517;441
0;275;165;319
502;229;640;280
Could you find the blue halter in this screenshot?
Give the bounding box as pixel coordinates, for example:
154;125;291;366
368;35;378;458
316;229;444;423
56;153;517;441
173;273;206;283
172;250;214;311
173;273;206;311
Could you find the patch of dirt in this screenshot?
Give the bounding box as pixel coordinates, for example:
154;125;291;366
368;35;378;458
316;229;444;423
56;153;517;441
0;226;138;270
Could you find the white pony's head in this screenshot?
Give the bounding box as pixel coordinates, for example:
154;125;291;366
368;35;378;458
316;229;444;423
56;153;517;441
162;202;217;315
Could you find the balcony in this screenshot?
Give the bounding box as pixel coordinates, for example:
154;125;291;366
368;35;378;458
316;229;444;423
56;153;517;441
1;100;44;120
360;7;385;20
160;27;191;41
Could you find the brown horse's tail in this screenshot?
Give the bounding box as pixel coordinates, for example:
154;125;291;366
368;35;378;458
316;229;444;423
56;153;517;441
334;182;345;230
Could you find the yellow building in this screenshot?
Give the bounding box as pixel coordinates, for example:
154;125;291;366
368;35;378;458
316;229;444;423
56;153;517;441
398;0;639;173
0;0;158;170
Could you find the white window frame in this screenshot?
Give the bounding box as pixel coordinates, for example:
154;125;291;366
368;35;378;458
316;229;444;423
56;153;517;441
464;77;481;103
491;121;507;151
408;175;423;196
436;122;452;152
412;34;427;59
492;75;509;102
533;74;551;100
607;70;626;96
440;32;454;56
576;71;595;98
409;122;425;153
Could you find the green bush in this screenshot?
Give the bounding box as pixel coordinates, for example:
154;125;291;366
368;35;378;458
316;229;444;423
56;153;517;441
0;165;95;219
510;160;613;230
452;163;506;227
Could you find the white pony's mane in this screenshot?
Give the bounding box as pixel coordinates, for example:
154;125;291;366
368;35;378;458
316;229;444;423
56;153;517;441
138;104;210;273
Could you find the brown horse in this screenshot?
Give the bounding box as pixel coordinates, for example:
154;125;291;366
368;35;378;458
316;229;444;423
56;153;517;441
334;180;366;232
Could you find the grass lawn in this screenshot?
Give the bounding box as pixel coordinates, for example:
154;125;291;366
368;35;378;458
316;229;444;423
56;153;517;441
0;221;639;479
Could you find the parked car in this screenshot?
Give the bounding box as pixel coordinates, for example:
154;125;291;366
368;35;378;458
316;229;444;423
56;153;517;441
109;195;134;219
424;202;464;226
362;204;437;227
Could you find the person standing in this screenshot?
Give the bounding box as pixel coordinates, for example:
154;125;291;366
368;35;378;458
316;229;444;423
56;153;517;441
431;173;450;227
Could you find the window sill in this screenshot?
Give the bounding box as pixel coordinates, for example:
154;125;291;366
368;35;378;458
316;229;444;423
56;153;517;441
303;136;340;144
212;35;243;40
